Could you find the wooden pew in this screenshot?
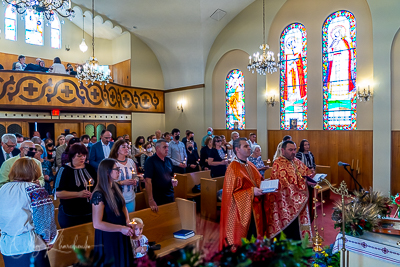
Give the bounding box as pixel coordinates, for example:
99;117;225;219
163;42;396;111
315;165;334;198
47;197;200;266
135;191;149;211
174;170;211;199
129;197;201;258
48;222;95;267
200;176;224;221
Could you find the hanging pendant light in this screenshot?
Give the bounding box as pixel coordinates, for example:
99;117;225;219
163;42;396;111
247;0;278;75
76;0;112;85
79;14;88;53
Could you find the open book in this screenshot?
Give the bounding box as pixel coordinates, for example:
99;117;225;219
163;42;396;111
313;173;327;183
260;179;279;193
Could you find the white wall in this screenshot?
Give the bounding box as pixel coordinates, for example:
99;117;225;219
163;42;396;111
164;88;205;147
130;34;164;90
111;33;131;64
131;113;165;140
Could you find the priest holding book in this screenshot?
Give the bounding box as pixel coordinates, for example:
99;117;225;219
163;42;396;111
219;138;267;250
264;140;314;242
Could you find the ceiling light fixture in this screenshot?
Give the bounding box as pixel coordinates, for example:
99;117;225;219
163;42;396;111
76;0;112;85
2;0;75;20
247;0;278;75
79;14;88;53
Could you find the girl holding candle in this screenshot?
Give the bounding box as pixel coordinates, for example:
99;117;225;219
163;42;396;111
109;139;138;213
130;217;149;258
92;158;134;267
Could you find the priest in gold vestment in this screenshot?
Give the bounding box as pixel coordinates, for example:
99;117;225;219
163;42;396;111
265;140;314;242
219;138;266;250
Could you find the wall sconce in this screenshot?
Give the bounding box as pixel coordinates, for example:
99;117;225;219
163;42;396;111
357;85;372;102
65;45;70;51
177;101;184;112
266;94;278;107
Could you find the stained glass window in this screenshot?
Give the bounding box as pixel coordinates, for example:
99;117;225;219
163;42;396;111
50;14;61;49
5;3;17;41
322;10;356;130
25;9;44;46
226;69;245;130
280;23;307;130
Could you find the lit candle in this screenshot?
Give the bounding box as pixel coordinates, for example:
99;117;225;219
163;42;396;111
172;174;177;182
267;159;271;164
129;218;137;225
183;158;186;164
131;169;136;176
224;154;228;160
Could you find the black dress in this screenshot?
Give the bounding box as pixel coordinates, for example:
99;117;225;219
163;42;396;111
91;190;134;267
208;147;227;178
55;163;97;228
199;146;211;170
186;149;200;173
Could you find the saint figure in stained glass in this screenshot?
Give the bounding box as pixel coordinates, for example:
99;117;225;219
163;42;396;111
280;23;307;130
322;10;356;130
226;69;245;130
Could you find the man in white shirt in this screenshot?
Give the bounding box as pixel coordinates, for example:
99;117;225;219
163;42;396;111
247;132;258;150
89;130;114;170
0;134;20;167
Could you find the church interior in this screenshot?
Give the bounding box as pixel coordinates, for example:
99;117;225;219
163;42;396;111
0;0;399;266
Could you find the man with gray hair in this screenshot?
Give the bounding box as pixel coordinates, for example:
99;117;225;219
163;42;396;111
0;140;44;188
219;137;267;250
0;134;20;167
144;139;178;212
56;134;74;168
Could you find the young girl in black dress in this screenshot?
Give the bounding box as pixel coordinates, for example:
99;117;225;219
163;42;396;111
91;158;134;266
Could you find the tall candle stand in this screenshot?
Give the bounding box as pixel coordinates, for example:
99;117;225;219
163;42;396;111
313;179;351;267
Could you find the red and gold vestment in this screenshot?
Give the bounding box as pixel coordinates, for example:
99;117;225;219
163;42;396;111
265;156;313;241
219;159;264;250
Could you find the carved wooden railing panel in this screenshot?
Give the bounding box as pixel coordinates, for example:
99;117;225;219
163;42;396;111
0;71;164;113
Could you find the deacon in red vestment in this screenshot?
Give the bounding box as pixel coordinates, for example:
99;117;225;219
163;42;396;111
265;140;314;242
219;138;267;250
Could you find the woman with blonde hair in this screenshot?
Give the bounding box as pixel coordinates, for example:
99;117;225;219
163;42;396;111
0;157;57;267
56;135;65;148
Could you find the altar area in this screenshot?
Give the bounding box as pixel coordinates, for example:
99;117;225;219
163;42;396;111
334;232;400;266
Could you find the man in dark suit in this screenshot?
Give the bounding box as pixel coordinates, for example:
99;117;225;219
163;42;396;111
0;134;20;167
89;130;114;170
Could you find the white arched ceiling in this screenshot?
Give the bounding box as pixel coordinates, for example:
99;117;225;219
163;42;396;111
71;0;255;89
71;6;128;40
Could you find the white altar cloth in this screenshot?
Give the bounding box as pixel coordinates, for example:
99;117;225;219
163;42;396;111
333;232;400;266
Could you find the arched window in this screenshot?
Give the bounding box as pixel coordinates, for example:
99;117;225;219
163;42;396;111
25;9;44;46
280;23;307;130
50;14;61;49
5;3;17;41
226;69;245;130
322;10;356;130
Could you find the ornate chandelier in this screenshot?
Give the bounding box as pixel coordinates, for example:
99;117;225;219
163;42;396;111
2;0;75;20
247;0;278;75
76;0;111;85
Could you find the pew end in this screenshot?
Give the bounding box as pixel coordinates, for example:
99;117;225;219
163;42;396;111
200;176;225;221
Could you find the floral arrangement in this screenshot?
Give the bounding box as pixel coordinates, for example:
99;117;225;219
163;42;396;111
311;244;340;267
390;193;400;218
73;233;315;267
331;189;391;236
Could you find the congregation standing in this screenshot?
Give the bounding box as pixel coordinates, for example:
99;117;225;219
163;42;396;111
0;125;319;266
